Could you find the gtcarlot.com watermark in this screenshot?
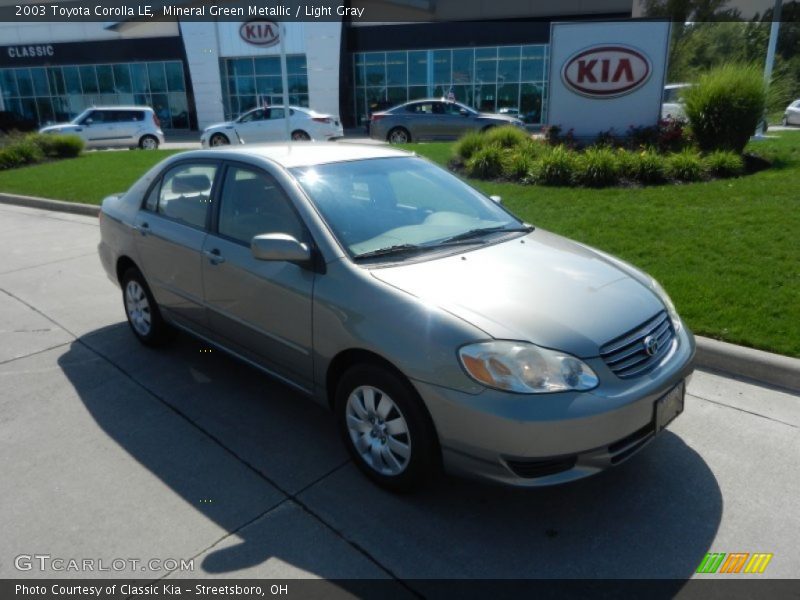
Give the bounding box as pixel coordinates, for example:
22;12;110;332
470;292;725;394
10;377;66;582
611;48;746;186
15;554;194;573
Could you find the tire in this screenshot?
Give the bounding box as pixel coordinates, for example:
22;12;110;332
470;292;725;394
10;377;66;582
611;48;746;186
121;267;172;347
210;133;230;147
335;363;440;492
139;135;159;150
291;130;311;141
387;127;410;144
782;116;788;127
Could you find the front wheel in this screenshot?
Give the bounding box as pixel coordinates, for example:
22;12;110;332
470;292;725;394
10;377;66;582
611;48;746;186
210;133;230;147
387;127;410;144
121;267;171;346
782;116;789;126
139;135;159;150
335;364;439;492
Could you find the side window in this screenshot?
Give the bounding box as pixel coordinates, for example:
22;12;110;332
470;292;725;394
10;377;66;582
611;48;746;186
406;103;433;114
218;166;305;245
240;109;264;123
156;163;217;229
268;108;285;120
81;110;102;124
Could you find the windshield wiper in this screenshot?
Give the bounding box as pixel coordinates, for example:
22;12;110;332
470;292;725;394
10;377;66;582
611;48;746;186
436;225;533;245
353;244;425;261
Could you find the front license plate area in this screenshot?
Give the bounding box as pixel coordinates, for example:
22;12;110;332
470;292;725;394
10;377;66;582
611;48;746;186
655;381;685;433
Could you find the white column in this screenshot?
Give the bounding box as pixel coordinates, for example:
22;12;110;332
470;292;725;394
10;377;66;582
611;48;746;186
179;20;225;130
303;21;343;118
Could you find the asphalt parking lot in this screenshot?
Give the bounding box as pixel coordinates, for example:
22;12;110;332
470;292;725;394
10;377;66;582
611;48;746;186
1;203;799;585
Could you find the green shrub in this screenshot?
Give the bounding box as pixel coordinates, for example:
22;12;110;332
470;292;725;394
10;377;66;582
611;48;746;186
503;151;534;180
704;150;744;177
454;130;486;161
631;151;667;184
666;149;707;182
29;133;84;158
684;63;767;153
465;144;504;179
529;146;578;186
573;147;621;187
0;139;43;170
484;125;529;149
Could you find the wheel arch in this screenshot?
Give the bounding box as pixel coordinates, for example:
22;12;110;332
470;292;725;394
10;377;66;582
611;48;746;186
326;348;413;410
115;255;139;285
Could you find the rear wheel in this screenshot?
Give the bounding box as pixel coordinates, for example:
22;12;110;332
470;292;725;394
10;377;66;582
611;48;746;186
387;127;410;144
210;133;230;147
291;130;311;141
335;363;439;492
121;267;171;346
139;135;159;150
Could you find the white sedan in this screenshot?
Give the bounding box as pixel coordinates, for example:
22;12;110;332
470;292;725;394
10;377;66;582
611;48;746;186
201;106;343;147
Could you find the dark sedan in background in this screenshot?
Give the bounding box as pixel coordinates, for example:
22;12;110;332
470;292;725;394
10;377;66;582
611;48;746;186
369;99;527;143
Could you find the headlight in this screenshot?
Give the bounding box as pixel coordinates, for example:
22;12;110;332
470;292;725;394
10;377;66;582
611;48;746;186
458;341;599;394
650;278;682;332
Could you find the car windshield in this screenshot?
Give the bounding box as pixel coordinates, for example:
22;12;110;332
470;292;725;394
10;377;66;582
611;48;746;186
291;157;525;259
71;109;92;124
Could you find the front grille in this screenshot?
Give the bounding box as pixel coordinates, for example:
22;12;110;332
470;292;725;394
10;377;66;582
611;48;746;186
505;456;577;479
600;311;675;379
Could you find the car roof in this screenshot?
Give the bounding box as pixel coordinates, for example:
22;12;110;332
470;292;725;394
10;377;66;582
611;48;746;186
189;142;413;169
87;106;153;111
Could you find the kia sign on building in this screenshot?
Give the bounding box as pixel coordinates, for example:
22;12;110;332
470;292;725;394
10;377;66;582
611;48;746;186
240;20;280;47
547;22;671;139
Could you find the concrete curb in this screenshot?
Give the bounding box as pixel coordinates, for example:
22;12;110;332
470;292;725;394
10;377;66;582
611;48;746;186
1;190;798;393
695;337;800;394
0;192;99;217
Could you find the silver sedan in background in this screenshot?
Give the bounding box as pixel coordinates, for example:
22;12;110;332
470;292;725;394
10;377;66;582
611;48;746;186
369;99;527;143
98;143;694;491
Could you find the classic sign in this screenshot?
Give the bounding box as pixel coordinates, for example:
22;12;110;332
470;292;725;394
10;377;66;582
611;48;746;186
561;45;651;98
239;20;280;47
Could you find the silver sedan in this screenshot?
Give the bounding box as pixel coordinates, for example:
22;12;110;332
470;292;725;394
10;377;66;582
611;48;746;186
98;143;695;491
369;99;527;143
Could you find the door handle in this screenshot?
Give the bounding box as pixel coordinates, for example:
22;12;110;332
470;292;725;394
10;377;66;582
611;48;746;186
203;248;225;265
135;222;149;236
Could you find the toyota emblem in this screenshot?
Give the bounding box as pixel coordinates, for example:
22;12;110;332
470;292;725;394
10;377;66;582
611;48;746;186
643;335;659;356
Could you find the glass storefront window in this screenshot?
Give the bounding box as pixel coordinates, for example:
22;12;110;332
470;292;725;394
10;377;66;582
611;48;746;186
408;51;427;86
221;55;310;120
386;52;406;86
354;44;548;126
0;60;188;128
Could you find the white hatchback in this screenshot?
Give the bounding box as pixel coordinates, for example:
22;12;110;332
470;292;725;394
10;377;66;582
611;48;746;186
200;106;343;147
39;106;165;149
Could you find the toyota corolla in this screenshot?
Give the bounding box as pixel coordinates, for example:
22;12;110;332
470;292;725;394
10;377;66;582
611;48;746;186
98;144;695;491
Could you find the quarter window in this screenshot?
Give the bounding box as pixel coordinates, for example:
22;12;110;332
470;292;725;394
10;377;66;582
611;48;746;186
156;163;217;229
218;166;305;245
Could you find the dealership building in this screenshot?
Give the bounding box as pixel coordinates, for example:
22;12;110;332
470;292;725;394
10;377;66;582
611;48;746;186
0;0;638;131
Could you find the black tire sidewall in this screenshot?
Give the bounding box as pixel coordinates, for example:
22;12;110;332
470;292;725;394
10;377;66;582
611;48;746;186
139;135;158;149
335;364;439;492
388;128;410;143
121;268;170;346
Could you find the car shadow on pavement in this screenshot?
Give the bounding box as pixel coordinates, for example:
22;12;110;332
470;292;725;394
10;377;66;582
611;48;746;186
58;323;722;589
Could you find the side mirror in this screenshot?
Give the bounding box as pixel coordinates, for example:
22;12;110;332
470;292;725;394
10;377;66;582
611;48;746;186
251;233;311;264
460;109;469;116
489;195;502;205
84;118;93;126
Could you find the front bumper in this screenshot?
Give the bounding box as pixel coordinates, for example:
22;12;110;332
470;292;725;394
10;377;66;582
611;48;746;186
413;327;696;487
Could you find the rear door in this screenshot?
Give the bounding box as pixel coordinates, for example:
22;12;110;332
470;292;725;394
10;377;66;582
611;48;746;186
115;109;144;145
201;162;315;389
133;160;220;328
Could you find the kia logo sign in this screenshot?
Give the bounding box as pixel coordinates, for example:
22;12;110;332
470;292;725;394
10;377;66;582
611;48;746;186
240;20;280;47
561;45;651;98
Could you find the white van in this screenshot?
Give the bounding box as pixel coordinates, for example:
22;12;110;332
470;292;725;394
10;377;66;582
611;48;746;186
39;106;165;149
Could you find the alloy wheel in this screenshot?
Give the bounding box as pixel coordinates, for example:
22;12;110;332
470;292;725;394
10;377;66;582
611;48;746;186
125;280;152;337
345;385;411;476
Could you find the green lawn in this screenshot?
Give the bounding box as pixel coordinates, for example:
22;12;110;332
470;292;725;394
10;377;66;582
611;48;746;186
402;134;800;358
0;150;180;204
0;136;798;357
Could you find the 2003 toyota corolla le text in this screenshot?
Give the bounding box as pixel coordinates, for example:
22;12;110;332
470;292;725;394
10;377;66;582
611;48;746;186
97;143;695;491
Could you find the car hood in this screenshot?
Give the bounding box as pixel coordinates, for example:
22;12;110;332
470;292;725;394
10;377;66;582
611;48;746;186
39;123;80;133
370;229;665;358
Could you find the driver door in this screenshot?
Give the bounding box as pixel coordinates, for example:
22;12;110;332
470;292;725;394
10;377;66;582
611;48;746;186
201;162;315;390
233;108;267;144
